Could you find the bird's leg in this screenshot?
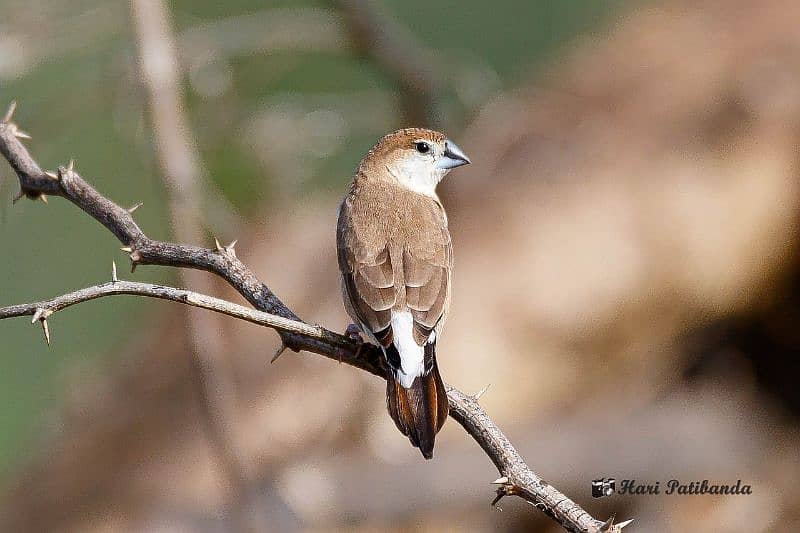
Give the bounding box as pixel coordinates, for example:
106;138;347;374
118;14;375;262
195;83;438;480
345;323;364;342
343;323;366;364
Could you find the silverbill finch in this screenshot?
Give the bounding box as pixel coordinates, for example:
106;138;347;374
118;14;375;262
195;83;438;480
337;128;470;459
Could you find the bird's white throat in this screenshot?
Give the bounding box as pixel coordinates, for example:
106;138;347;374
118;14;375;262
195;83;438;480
385;161;447;198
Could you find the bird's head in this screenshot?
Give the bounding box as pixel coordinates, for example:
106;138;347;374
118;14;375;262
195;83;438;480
359;128;471;197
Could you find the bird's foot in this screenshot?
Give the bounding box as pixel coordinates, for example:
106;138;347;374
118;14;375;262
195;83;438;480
342;323;366;364
345;323;364;342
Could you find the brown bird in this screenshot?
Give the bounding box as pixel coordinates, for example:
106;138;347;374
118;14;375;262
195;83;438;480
337;128;471;459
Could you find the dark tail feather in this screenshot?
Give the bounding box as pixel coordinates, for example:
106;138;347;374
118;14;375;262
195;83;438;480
386;343;448;459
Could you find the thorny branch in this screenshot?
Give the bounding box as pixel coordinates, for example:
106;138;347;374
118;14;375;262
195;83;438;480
0;104;631;533
0;280;360;349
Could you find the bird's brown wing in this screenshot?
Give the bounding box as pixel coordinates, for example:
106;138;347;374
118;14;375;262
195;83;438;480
402;202;452;346
337;199;395;346
337;193;452;348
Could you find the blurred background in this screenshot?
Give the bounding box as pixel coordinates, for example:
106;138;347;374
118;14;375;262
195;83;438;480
1;0;799;531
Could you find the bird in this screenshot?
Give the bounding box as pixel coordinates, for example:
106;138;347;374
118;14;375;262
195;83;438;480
336;128;471;459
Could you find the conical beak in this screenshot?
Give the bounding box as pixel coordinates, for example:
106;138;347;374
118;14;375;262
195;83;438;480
437;140;471;169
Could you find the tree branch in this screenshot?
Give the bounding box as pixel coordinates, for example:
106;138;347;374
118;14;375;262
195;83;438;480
0;104;629;533
0;280;358;354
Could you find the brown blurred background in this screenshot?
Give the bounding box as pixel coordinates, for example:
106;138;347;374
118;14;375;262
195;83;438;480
1;0;799;531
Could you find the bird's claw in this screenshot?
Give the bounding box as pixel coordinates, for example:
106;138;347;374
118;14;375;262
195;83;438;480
345;323;364;342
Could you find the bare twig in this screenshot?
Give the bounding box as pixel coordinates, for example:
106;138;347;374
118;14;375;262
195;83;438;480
131;1;254;529
0;107;628;532
0;280;357;349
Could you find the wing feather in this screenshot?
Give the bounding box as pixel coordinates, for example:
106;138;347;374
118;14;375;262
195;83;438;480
404;206;452;346
359;248;394;288
338;199;394;341
337;188;452;351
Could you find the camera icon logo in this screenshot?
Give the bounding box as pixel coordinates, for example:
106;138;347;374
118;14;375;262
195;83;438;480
592;478;616;498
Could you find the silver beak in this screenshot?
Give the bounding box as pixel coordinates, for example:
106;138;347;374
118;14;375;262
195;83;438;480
437;140;471;169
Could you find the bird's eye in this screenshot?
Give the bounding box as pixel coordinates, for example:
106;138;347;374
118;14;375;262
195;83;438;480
414;141;430;154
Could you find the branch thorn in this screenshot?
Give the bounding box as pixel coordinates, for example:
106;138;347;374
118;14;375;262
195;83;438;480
491;482;519;508
598;515;633;532
41;319;51;346
598;516;616;532
120;246;133;253
129;250;142;273
56;161;76;183
473;383;491;401
127;202;143;214
112;261;118;282
491;491;505;509
271;343;287;363
214;237;238;258
13;128;31;140
2;101;16;124
224;240;239;258
45;171;58;179
39;194;48;204
492;476;509;485
31;308;53;346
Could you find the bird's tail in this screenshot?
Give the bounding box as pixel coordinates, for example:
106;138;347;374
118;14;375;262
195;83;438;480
386;342;448;459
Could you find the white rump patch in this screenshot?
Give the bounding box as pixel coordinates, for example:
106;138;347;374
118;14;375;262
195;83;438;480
391;311;424;388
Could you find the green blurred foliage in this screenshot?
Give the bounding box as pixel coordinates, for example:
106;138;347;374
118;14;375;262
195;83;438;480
0;0;623;479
